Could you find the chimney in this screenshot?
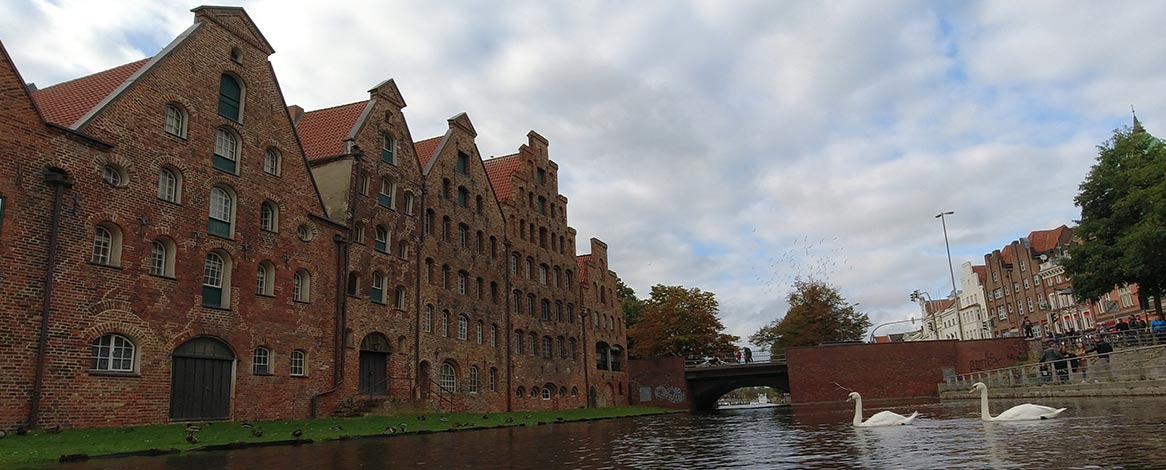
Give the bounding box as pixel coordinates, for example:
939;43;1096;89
26;82;37;92
287;105;304;125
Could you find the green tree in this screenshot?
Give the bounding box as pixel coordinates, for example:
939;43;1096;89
749;279;870;356
1063;120;1166;318
616;277;645;329
627;285;739;359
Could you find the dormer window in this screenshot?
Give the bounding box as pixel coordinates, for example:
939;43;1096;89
382;133;395;164
218;74;242;121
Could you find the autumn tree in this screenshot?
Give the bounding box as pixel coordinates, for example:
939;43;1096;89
627;285;739;359
616;277;645;329
1063;120;1166;318
750;279;870;356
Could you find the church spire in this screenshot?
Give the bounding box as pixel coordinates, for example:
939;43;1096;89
1132;105;1144;131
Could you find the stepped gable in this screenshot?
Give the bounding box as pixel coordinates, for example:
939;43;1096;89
296;100;370;159
30;58;150;127
972;265;987;285
482;153;521;201
576;255;591;282
414;135;442;169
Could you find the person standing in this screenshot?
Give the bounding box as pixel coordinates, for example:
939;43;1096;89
736;349;743;364
743;347;753;364
1039;341;1062;384
1074;341;1089;383
1150;316;1166;345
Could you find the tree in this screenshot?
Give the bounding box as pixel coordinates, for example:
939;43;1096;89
750;279;870;356
616;277;645;329
627;285;739;359
1063;120;1166;318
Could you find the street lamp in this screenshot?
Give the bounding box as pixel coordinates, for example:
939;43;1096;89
935;211;964;340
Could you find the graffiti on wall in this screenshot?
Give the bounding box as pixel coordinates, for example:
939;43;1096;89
653;386;686;404
967;343;1028;373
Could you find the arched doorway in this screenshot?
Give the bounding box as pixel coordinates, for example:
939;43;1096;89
418;361;432;399
359;333;391;395
170;337;235;420
588;385;599;408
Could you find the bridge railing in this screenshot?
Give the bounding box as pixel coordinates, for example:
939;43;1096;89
944;341;1166;391
684;351;786;368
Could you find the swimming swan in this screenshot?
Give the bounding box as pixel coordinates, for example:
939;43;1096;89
847;392;919;427
970;382;1066;421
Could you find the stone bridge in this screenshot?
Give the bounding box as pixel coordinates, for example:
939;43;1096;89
684;361;789;411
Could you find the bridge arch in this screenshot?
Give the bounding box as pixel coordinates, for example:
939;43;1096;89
685;363;790;411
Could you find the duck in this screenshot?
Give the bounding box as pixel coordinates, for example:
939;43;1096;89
0;429;7;439
291;428;303;439
241;420;253;429
328;425;343;431
251;428;264;438
970;382;1066;421
185;432;199;445
45;425;62;434
185;424;201;433
847;392;919;427
383;426;396;435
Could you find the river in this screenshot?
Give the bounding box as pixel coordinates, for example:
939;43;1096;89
45;397;1166;469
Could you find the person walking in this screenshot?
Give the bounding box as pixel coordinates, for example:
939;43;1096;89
1087;336;1114;382
1039;341;1062;384
743;347;753;364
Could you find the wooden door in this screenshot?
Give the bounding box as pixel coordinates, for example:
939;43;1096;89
170;337;234;420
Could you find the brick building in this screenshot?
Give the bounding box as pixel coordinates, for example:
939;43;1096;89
0;5;627;429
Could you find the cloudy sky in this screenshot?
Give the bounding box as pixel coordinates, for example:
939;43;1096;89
3;0;1163;344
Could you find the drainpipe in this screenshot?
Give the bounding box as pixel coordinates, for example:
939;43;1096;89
414;183;427;399
503;240;512;412
29;168;72;428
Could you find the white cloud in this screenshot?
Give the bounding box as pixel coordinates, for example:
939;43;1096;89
4;0;1163;347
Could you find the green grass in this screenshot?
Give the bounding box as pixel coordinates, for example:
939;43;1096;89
0;406;680;467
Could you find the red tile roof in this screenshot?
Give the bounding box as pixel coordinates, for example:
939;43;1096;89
1028;225;1070;254
972;265;987;286
483;153;521;201
576;255;591;283
296;100;369;160
414;136;443;169
925;299;954;314
1001;245;1015;264
31;58;150;127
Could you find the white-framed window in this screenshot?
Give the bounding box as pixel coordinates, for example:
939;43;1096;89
102;165;126;187
375;225;389;252
539;265;548;285
256;261;275;296
397;240;409;260
91;224;120;266
395;286;406;309
353;223;365;244
439;362;456;393
358;173;370;196
458;225;469;248
90;334;135;372
208;187;235;238
200;251;234;308
490;324;498;347
476;321;484;344
253;347;270;374
149;238;176;277
457;272;468;295
382;133;395;164
542;336;552;359
290;350;306;376
157;167;181;203
213;128;239;173
457;315;469;340
541;386;551;400
441;311;450;337
263;148;282;176
404;192;414;215
468;366;479;393
379;177;395;208
164;104;187;137
260;201;278;232
423;305;433;333
489;368;497;391
370;272;385;303
568;338;577;359
293;269;311;302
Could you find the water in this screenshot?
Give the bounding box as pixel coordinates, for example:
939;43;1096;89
43;397;1166;469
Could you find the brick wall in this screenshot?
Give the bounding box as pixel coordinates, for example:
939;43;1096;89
627;357;689;409
787;338;1028;404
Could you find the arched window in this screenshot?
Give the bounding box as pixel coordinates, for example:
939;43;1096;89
442;217;451;241
439;362;456;393
404;192;415;215
489;368;497;391
260;201;278;232
218;73;242;121
540;299;550;321
354;223;365;244
213;128;239;173
515;330;524;354
510;253;519;275
375;225;389;252
539;264;548;284
476;277;484;300
347;271;360;297
441;311;450;338
398;240;409;260
382;133;395;164
395;286;406;309
529;333;537;356
101;164;126;187
475;195;483;214
541;386;552;400
157;167;181;203
559;386;567;398
568;338;577;359
91;223;122;266
424;209;434;236
442;179;451;199
290;350;306;376
456;151;470;174
527;294;536;317
475;320;484;344
490;324;498;347
555;301;563;322
458;224;469;248
202;251;231;308
567;304;574;323
566;270;573;286
571;386;579;398
256;261;275;296
164;104;187;137
516;386;525;398
457;187;469;207
252;347;271;374
457;271;468;295
512;290;521;314
457;314;468;340
358;172;370;196
370;271;385;303
542;336;553;359
423;305;433;333
90;334;135;372
208;187;234;237
557;337;565;358
263;148;281;176
378;177;395;208
293;269;311;302
468;366;479;393
150;238;176;277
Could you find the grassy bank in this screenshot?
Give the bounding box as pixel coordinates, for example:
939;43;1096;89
0;406;681;466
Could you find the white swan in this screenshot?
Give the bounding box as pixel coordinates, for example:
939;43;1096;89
847;392;919;427
970;382;1066;421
